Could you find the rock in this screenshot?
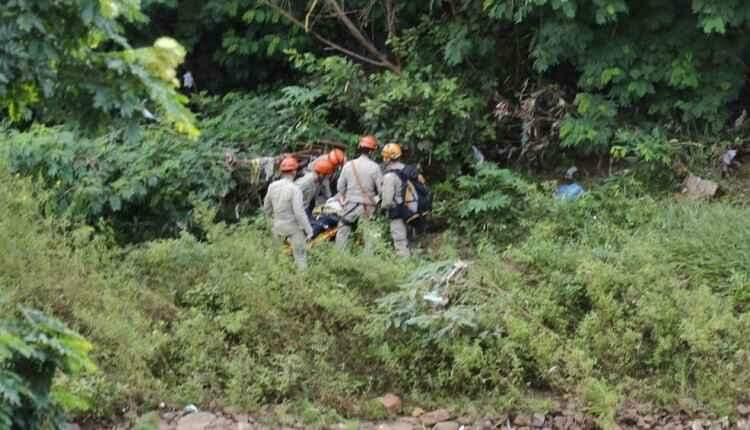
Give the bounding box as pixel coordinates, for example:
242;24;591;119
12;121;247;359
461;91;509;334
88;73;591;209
159;423;177;430
233;414;251;423
67;425;81;430
163;412;180;423
177;412;217;430
380;393;402;415
433;422;460;430
208;416;235;429
532;413;546;428
619;407;640;425
682;176;718;200
737;419;750;430
637;416;652;429
552;416;568;429
457;416;474;425
420;409;453;426
474;417;494;430
739;405;750;416
411;407;425;417
376;422;413;430
397;417;420;426
688;420;704;430
514;415;532;427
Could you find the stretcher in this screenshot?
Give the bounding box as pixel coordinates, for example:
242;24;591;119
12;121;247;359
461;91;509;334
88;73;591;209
284;198;342;255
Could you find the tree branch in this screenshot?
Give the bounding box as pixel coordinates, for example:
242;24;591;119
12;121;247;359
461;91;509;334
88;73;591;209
383;0;400;69
322;0;401;73
260;0;397;71
384;0;397;41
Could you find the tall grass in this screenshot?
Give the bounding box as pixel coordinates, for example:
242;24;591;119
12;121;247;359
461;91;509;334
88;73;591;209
3;168;750;424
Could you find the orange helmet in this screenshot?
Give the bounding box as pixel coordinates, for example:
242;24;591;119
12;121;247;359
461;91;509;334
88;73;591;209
313;157;335;176
279;156;299;173
328;148;347;166
358;135;378;150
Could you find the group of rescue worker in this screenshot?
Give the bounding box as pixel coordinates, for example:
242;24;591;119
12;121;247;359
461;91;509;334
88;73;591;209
263;135;418;268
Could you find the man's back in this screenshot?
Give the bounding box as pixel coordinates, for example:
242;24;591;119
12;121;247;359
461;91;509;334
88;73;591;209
338;155;382;205
294;171;320;209
381;161;405;208
264;178;309;232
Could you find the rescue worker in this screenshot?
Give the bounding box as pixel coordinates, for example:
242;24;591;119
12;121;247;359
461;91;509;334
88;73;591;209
380;143;415;257
295;157;336;217
328;148;347;168
304;148;347;207
335;135;383;250
321;148;346;204
263;156;314;269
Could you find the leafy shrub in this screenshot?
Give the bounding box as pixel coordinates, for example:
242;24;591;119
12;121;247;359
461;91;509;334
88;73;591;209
1;1;196;136
434;163;538;243
1;308;96;429
288;51;494;167
0;166;173;416
3;124;228;242
2;89;354;242
485;0;749;145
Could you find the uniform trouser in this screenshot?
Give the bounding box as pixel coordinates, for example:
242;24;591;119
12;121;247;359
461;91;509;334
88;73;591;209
272;224;307;269
335;202;375;253
390;218;410;257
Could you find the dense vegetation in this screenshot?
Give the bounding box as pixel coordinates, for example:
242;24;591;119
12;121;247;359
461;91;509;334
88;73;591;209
4;0;750;428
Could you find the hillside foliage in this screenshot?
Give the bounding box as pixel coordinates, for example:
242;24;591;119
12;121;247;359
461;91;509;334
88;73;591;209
4;0;750;427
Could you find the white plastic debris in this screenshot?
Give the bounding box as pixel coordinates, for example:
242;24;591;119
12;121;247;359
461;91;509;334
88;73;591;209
142;108;156;120
183;71;195;89
183;404;199;414
471;146;486;163
722;149;737;167
423;291;449;307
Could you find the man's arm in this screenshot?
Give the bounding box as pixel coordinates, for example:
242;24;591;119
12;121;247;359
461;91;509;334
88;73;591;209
321;177;332;199
336;165;349;202
381;173;396;208
374;164;384;197
263;186;273;217
292;186;314;238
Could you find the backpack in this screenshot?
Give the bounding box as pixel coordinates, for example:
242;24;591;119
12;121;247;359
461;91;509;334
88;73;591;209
386;164;432;222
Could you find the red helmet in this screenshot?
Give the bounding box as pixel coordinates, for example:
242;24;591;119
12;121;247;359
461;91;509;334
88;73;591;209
328;148;347;166
313;157;336;176
358;135;378;150
279;156;299;173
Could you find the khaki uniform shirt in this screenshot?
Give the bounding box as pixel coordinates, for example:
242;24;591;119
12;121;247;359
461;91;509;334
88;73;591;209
337;155;383;205
263;177;313;237
295;171;322;210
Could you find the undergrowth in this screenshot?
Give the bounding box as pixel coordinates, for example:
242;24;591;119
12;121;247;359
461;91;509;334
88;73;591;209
3;165;750;426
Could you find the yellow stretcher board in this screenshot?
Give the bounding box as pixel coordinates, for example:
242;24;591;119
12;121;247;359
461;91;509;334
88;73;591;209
284;228;338;255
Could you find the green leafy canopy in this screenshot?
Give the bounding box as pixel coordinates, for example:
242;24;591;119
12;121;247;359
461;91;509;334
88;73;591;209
0;0;197;137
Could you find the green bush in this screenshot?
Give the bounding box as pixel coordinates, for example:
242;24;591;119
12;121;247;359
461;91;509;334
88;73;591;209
0;166;174;416
434;163;538;244
0;308;96;429
1;90;354;242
